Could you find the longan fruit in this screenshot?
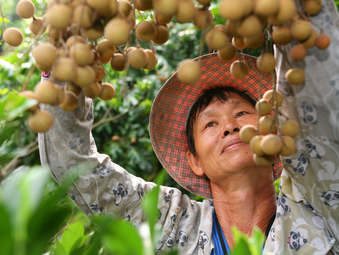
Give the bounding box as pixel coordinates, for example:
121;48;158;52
280;136;296;156
260;134;283;155
281;119;300;137
59;91;78;111
256;53;276;73
16;0;35;19
250;135;265;156
256;99;272;115
240;124;258;144
259;115;277;135
99;83;116;100
177;59;201;84
19;91;39;112
253;154;275;167
230;60;249;79
3;28;23;47
28;110;54;133
315;34;331;49
263;90;283;107
290;44;307;61
285;68;305;85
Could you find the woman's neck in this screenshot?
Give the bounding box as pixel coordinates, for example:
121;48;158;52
211;171;277;248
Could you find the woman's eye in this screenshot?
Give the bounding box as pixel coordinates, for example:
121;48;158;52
237;111;247;117
206;122;215;128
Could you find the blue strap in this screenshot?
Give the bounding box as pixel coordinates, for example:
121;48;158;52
212;209;231;255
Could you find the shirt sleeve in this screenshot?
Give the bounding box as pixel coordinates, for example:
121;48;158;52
264;1;339;254
37;78;216;255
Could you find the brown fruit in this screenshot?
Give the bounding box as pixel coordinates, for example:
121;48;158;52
259;115;277;135
59;91;78;111
205;25;229;50
127;48;148;69
250;135;265;156
256;99;272;115
302;29;318;48
110;53;127;71
291;20;312;42
280;136;296;156
135;0;153;10
53;85;65;106
73;4;95;29
87;0;118;17
143;50;158;70
82;82;102;99
219;0;252;20
315;34;331;49
155;11;174;24
175;0;195;23
16;0;35;19
153;0;178;17
99;83;116;100
66;35;86;48
193;8;213;30
34;80;57;105
263;90;283;107
105;18;130;45
225;19;243;38
19;91;39;112
48;3;72;29
244;33;265;49
73;66;95;87
65;83;82;96
230;60;249;79
135;21;156;42
28;110;53;133
177;59;201;84
260;134;283;155
197;0;212;4
304;0;322;16
240;124;257;144
118;0;132;17
3;28;23;47
268;0;296;25
254;0;279;17
272;26;292;45
232;37;246;50
70;43;94;66
92;65;106;81
237;15;263;37
256;53;276;73
285;68;305;85
217;43;236;62
281;119;300;137
97;39;116;59
33;42;57;68
53;57;77;82
152;24;170;44
84;23;104;40
29;17;45;35
290;44;307;61
253;154;275;167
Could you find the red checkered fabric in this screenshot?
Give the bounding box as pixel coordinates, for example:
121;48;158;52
150;53;282;199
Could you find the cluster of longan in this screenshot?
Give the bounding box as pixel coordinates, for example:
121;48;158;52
176;0;330;86
240;90;300;166
2;0;221;132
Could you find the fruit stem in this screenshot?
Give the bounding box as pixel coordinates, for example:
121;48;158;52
22;65;36;91
272;71;279;133
0;4;6;33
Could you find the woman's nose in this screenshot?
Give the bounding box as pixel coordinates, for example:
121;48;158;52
222;121;240;137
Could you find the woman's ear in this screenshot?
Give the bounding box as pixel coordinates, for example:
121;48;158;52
186;151;205;176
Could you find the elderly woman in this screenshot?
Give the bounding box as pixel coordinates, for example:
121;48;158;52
38;0;339;254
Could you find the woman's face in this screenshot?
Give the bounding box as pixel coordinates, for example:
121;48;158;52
186;92;267;184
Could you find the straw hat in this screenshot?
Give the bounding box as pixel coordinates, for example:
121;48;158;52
149;53;282;199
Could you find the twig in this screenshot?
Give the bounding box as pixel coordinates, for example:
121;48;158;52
22;64;36;91
0;141;39;182
0;4;6;34
92;104;138;130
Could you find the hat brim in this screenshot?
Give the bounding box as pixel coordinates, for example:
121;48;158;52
149;53;282;199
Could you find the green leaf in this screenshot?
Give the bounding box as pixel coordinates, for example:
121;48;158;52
0;17;10;23
0;200;13;255
0;119;22;145
55;239;68;255
61;222;85;254
98;217;144;255
142;185;160;243
0;93;37;121
153;168;167;186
